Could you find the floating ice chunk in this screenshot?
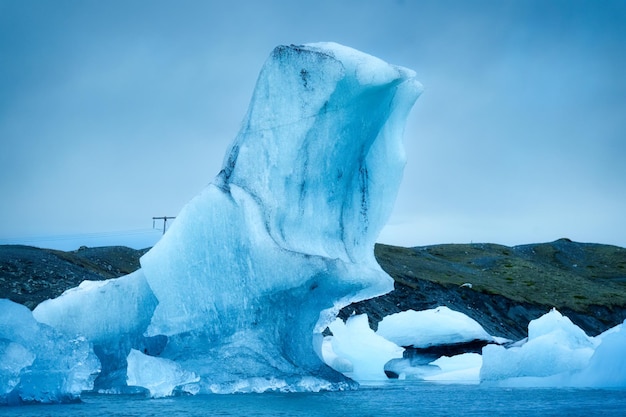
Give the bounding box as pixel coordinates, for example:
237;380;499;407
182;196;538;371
322;314;404;382
480;309;596;385
32;270;159;391
376;307;494;348
126;349;200;398
423;353;482;383
0;299;99;404
571;319;626;387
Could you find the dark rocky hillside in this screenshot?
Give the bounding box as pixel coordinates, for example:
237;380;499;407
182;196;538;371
342;239;626;340
1;239;625;340
0;245;148;309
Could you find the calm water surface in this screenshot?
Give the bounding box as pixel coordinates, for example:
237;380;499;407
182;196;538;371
2;382;626;417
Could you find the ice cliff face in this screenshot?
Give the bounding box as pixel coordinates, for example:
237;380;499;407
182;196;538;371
9;42;422;400
216;43;419;263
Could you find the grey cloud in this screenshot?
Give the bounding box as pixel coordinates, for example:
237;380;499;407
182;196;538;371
1;0;624;249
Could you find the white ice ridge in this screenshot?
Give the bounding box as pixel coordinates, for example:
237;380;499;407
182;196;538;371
376;307;494;348
13;42;422;400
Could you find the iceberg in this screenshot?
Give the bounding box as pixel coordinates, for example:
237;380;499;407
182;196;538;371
480;309;626;388
3;42;421;401
136;42;421;394
322;314;404;383
570;320;626;387
480;309;596;384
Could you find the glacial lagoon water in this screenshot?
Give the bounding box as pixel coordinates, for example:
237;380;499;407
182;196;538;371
3;382;625;417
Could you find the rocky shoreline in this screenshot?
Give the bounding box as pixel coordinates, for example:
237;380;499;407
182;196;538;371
1;239;625;340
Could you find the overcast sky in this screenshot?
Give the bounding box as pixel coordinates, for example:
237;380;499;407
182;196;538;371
1;0;625;250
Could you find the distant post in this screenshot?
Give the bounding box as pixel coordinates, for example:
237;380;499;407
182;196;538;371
152;216;176;235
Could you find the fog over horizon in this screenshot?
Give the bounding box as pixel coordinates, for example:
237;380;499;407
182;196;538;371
1;0;625;250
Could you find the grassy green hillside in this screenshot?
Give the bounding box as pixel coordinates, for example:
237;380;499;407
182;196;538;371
374;238;626;313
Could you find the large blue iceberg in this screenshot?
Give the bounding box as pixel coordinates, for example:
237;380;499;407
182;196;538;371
1;42;422;402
